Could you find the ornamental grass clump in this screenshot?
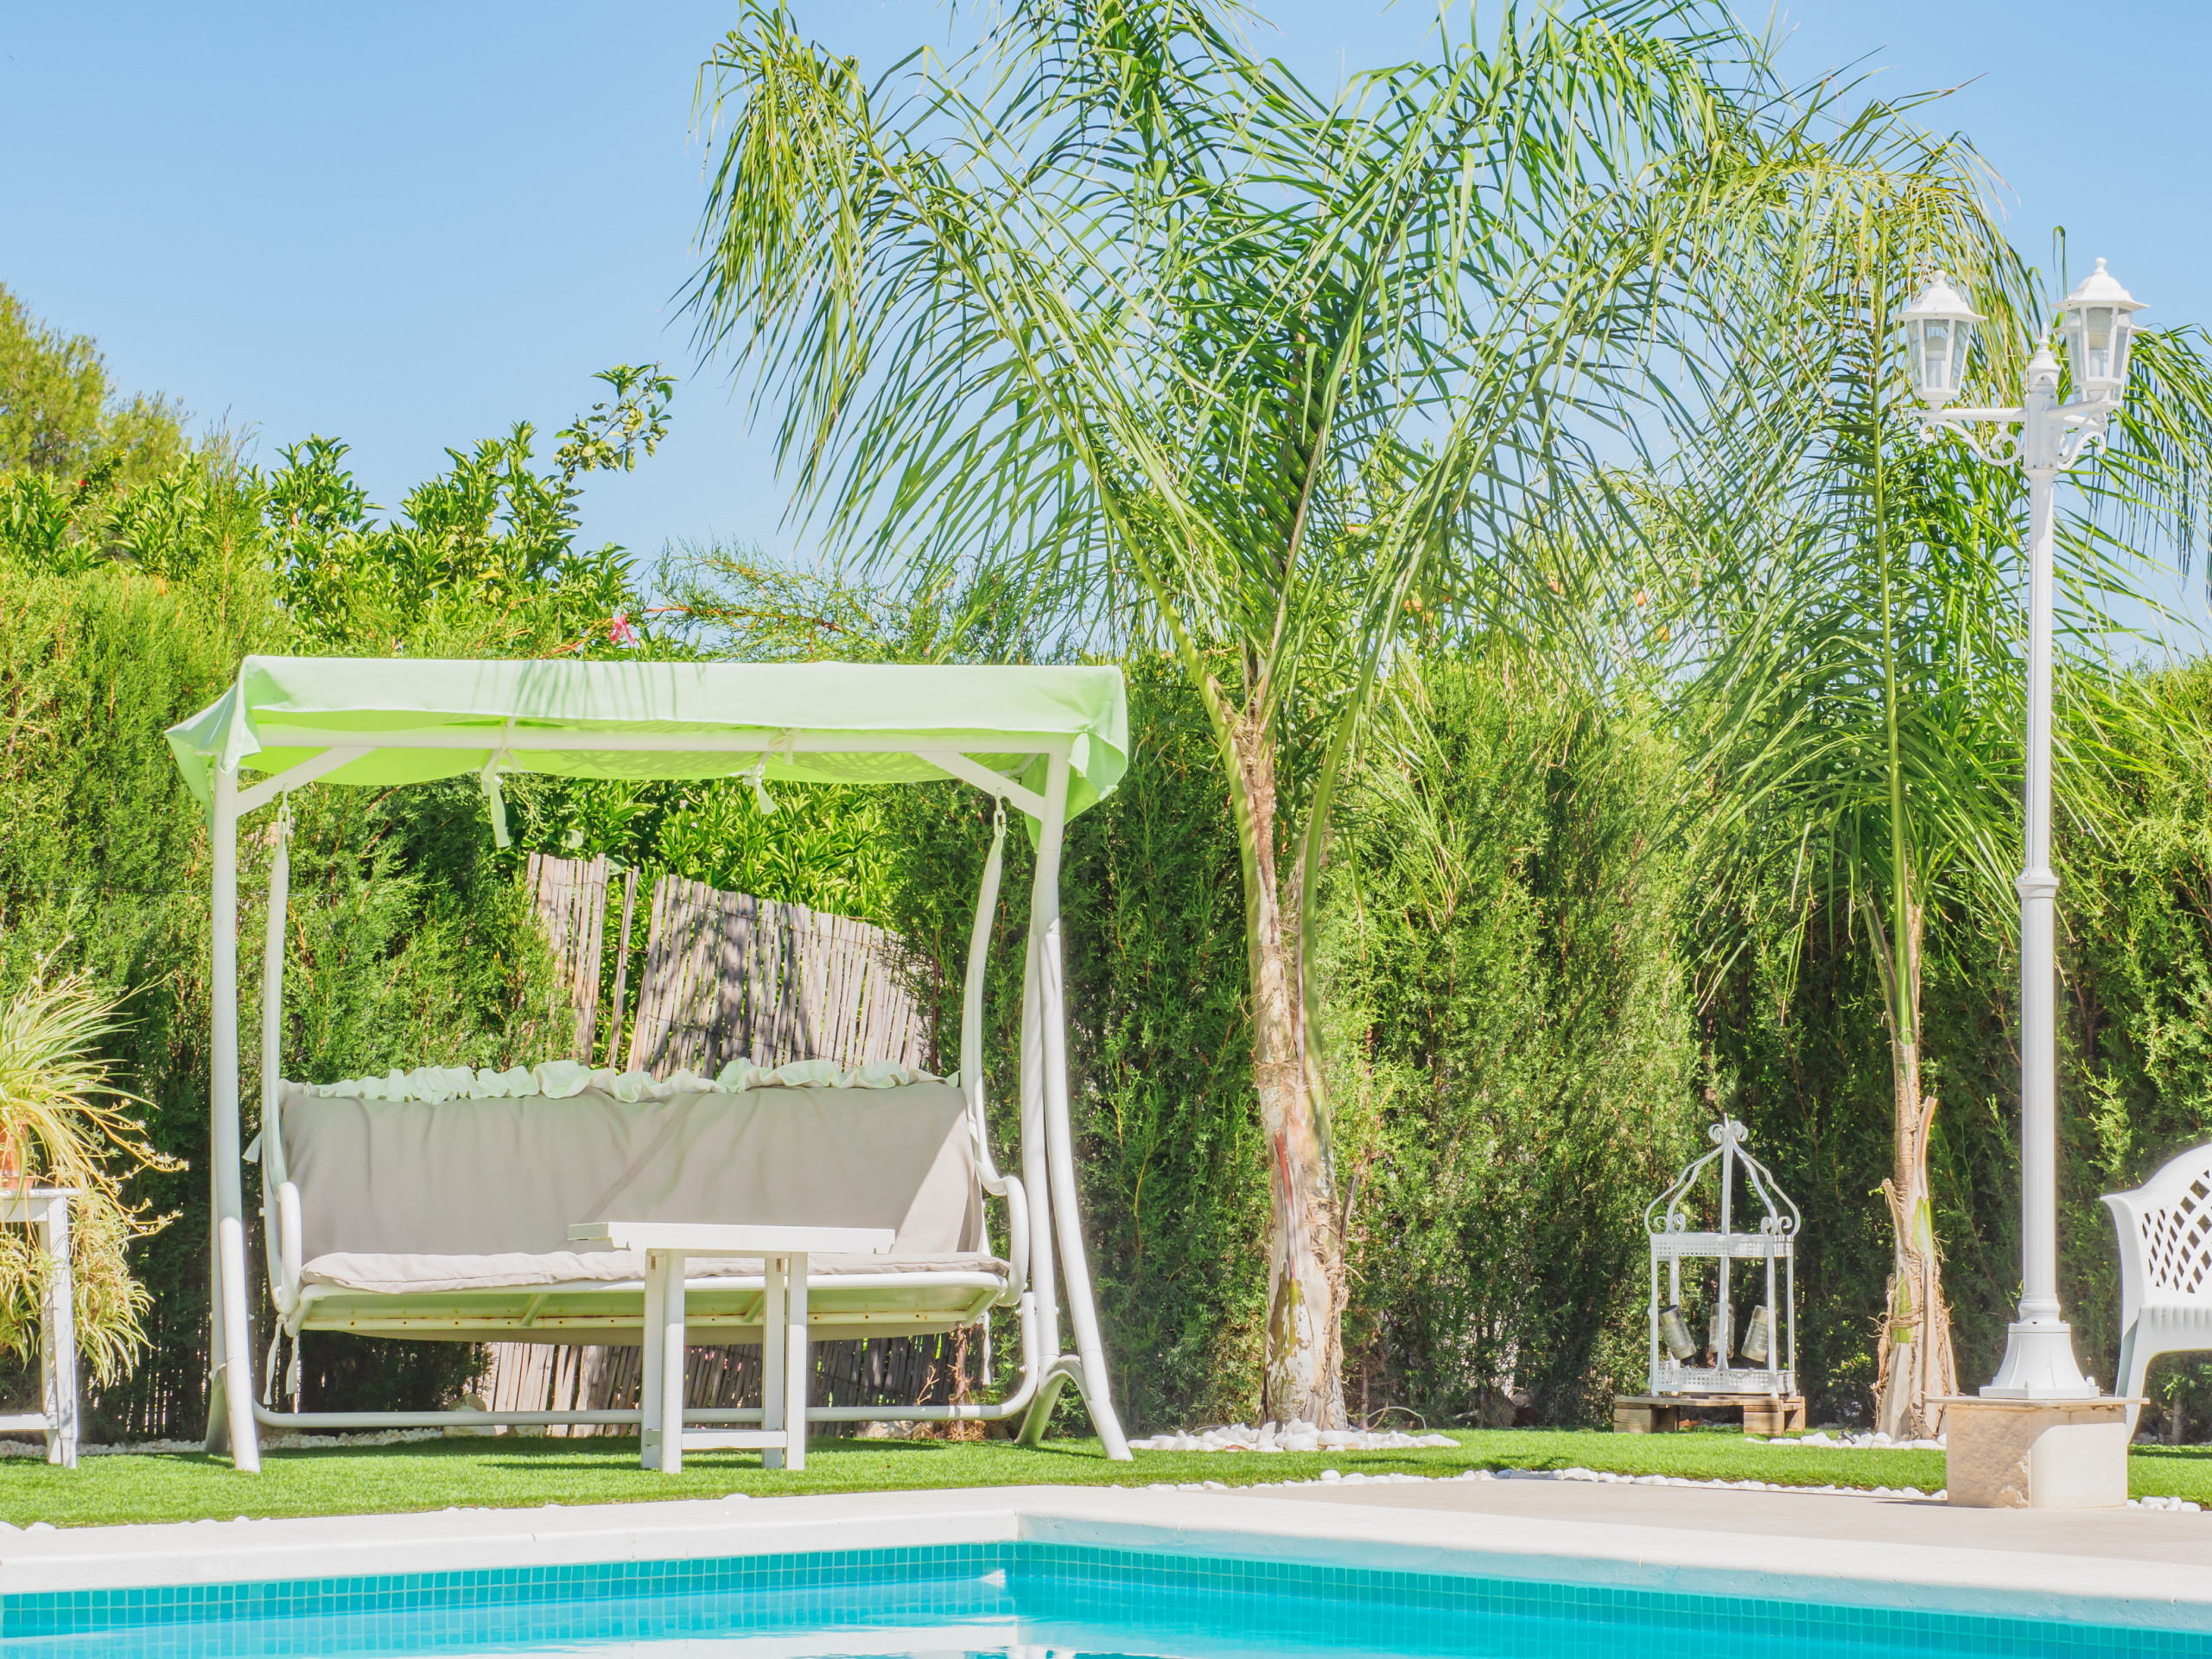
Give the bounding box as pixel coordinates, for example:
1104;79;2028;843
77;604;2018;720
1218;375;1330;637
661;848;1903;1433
0;967;181;1384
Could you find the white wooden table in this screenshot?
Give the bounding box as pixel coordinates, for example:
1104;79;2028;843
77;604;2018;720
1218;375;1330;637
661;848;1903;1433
0;1187;77;1469
568;1221;893;1473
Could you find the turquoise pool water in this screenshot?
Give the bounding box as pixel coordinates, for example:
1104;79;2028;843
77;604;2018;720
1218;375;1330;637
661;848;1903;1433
3;1541;2205;1657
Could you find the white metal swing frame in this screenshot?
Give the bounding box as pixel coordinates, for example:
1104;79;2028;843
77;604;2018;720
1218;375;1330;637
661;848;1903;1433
199;720;1130;1471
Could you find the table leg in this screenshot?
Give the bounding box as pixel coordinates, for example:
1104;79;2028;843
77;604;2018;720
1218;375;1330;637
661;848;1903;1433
40;1196;75;1471
761;1254;786;1471
784;1253;809;1472
641;1250;666;1470
658;1249;689;1476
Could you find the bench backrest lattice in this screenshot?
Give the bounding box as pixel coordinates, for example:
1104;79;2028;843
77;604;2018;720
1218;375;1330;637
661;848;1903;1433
2101;1145;2212;1421
624;876;927;1076
2141;1173;2212;1295
526;852;608;1060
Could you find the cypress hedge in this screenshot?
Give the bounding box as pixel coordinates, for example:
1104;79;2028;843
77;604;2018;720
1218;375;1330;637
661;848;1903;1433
10;545;2212;1437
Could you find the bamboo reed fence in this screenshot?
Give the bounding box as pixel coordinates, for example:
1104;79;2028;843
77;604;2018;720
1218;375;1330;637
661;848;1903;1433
482;859;955;1433
623;877;927;1074
525;851;608;1061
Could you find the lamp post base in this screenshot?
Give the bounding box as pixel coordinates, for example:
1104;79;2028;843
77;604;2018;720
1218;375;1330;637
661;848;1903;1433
1979;1319;2099;1400
1939;1395;2135;1509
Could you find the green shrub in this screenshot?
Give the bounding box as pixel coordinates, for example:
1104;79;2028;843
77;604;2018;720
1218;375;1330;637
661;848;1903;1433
1319;664;1702;1426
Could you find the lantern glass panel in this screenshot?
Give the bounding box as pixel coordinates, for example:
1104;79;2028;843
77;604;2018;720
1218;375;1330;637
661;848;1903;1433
2080;305;2117;388
1948;316;1976;398
1916;318;1950;397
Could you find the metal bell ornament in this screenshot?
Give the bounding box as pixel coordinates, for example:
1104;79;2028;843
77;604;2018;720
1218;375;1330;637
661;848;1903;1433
1743;1305;1773;1366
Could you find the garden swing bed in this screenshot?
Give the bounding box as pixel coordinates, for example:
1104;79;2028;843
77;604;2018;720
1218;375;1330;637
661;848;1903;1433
166;655;1133;1471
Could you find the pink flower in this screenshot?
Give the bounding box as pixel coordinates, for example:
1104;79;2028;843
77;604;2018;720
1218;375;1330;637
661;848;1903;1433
609;612;639;648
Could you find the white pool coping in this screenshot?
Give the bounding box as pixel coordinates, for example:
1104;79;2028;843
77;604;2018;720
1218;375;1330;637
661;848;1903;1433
6;1483;2212;1634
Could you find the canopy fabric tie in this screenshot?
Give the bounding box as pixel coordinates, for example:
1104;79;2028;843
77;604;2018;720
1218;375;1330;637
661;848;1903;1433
744;728;799;816
479;722;516;849
262;1325;302;1408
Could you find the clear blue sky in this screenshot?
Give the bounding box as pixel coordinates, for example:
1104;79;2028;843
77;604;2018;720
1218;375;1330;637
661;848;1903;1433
3;3;2208;625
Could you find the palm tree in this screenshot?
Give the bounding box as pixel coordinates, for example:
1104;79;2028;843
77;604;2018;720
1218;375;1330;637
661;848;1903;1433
1666;123;2212;1436
682;0;1789;1420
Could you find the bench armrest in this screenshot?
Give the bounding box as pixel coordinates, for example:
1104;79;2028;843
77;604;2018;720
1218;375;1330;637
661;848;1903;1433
2103;1190;2149;1330
981;1169;1029;1305
261;1156;302;1318
278;1182;303;1309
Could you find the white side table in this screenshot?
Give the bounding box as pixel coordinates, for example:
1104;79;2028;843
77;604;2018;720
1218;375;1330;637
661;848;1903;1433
568;1221;893;1474
0;1187;78;1469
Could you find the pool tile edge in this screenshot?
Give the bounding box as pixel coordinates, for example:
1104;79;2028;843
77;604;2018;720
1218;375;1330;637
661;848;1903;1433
0;1489;1022;1597
5;1483;2212;1635
1020;1491;2212;1634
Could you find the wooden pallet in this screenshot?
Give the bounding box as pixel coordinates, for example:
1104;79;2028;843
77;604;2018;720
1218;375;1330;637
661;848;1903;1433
1613;1393;1807;1435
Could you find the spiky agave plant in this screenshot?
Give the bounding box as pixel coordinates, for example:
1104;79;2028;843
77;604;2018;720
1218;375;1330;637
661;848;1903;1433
0;966;181;1385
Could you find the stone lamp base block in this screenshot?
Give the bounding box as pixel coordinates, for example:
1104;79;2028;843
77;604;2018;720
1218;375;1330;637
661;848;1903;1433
1938;1396;2137;1509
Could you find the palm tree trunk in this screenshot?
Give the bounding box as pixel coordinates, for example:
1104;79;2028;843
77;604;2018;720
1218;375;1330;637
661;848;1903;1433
1863;295;1955;1440
1868;897;1957;1440
1225;710;1347;1427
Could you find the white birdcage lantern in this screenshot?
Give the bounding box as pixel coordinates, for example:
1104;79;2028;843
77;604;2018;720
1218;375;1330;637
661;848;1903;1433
1644;1117;1800;1399
2057;258;2145;403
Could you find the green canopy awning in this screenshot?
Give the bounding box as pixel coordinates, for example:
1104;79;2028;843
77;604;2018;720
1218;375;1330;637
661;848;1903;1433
166;656;1128;822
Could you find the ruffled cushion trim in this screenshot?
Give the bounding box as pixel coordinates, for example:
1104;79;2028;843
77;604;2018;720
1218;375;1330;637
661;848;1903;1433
289;1058;951;1104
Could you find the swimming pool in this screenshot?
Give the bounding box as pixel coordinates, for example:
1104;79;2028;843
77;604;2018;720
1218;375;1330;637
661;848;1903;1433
3;1539;2204;1658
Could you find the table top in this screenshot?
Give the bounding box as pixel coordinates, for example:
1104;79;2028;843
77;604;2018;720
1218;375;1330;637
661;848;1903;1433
0;1186;77;1219
567;1220;895;1254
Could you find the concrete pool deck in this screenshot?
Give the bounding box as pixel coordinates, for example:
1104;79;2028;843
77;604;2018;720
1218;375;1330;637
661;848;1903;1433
4;1478;2211;1632
1245;1474;2212;1567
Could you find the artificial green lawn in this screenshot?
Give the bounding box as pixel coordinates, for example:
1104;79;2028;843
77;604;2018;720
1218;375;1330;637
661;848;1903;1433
4;1427;2204;1529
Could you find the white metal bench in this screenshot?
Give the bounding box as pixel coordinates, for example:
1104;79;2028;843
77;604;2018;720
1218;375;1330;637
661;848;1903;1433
2103;1144;2212;1427
168;655;1137;1469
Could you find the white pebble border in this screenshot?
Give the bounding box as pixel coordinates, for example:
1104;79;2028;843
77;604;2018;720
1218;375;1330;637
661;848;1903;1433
0;1428;452;1459
1147;1465;1951;1499
9;1426;1924;1460
1129;1424;1946;1455
1127;1425;1459;1453
1751;1431;1947;1452
1144;1464;2202;1511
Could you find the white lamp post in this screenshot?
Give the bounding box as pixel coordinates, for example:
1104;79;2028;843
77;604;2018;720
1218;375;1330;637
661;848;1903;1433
1902;261;2144;1405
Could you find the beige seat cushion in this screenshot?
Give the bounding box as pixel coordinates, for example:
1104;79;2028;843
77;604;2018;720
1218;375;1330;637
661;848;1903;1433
298;1249;1012;1296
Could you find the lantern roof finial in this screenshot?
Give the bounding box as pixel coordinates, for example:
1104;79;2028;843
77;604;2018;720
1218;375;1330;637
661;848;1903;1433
1901;269;1983;324
2063;257;2144;314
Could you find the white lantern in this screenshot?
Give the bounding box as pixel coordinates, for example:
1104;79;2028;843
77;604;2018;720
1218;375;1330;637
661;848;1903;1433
2059;258;2145;402
1897;270;1982;410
